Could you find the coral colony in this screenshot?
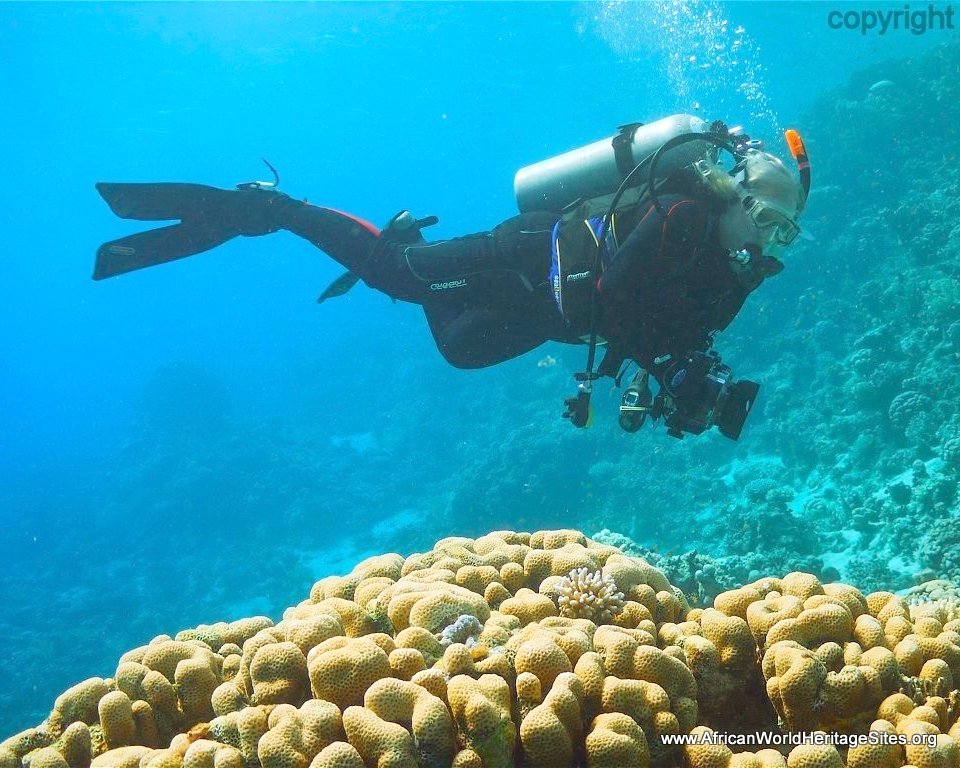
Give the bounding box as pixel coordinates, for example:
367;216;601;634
4;531;960;767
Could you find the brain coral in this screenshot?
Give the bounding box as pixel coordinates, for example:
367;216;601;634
4;530;960;768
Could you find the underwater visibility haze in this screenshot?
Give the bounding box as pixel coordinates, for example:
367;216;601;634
3;2;960;765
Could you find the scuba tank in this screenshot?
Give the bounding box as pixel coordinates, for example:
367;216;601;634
514;114;710;214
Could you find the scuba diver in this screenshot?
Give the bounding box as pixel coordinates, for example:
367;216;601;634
94;115;810;440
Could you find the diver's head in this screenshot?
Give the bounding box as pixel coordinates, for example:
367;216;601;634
707;149;804;256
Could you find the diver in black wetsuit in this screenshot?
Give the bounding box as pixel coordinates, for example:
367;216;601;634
94;118;809;440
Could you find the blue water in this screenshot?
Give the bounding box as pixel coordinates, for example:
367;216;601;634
0;0;955;736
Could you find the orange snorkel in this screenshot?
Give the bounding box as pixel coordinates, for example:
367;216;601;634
784;128;811;207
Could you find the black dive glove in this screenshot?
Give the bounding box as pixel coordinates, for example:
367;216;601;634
562;386;593;428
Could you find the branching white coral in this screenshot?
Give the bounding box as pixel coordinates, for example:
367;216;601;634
556;567;625;622
904;580;960;623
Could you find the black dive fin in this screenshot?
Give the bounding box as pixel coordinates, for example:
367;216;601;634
94;222;238;280
94;182;246;280
317;271;361;304
96;182;232;221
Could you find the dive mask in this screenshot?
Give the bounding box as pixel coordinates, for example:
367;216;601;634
736;186;801;247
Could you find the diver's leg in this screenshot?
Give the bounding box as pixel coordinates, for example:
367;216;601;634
417;213;562;368
280;206;555;306
279;203;438;301
280;203;383;266
387;213;557;304
94;179;556;306
423;302;557;369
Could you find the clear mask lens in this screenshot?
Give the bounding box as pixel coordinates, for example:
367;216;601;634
741;195;800;246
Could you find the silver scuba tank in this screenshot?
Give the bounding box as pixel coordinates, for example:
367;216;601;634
514;114;711;214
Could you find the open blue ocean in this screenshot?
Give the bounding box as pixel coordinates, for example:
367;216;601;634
3;2;960;763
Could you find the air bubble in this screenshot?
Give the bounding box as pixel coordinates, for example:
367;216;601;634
592;0;778;133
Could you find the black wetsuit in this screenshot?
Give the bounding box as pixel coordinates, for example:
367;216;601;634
279;194;779;379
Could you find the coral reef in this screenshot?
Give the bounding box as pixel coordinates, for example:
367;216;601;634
11;37;960;739
4;530;960;768
744;42;960;578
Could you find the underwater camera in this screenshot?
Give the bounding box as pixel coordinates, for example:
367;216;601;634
621;352;759;440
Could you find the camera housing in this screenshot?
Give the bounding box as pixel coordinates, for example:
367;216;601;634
657;352;759;440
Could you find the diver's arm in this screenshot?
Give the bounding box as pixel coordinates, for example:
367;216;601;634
601;196;709;288
597;196;713;374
